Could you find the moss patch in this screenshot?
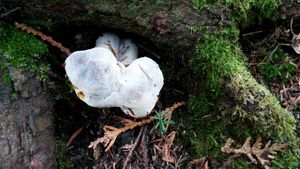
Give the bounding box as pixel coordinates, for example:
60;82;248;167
0;22;49;81
186;25;299;169
226;0;280;25
55;139;74;169
257;49;297;85
0;56;12;86
186;1;299;168
192;0;280;26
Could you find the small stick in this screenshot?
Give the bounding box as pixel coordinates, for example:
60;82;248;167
290;16;296;36
67;120;91;146
0;7;20;18
137;43;161;59
122;126;145;169
15;22;71;55
269;43;291;62
242;30;263;37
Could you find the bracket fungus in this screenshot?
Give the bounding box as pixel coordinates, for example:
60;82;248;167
65;33;164;117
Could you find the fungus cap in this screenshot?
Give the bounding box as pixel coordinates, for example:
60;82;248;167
65;33;164;118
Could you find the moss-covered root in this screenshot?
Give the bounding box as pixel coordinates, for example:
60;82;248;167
188;28;299;168
224;71;299;167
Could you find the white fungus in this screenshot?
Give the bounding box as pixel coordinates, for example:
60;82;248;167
95;32;120;56
65;33;164;118
117;39;138;66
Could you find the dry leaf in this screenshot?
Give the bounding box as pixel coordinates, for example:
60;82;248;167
88;118;152;152
88;102;185;152
162;131;176;163
221;137;287;169
188;157;207;169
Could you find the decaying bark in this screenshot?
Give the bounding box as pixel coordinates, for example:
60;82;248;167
6;0;231;54
0;55;55;169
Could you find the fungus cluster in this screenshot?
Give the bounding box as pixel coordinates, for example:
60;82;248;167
65;33;164;117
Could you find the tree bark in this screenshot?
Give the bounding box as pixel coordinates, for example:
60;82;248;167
11;0;230;54
0;55;55;169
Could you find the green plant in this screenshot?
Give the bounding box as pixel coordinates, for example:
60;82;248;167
192;0;221;10
225;0;280;25
258;50;297;84
55;139;74;169
186;25;200;34
10;92;18;101
151;111;175;135
1;72;11;86
0;55;12;86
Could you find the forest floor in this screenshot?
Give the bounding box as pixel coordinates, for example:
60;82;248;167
52;19;300;169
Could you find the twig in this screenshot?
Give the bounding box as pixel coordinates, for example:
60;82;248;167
140;130;150;168
242;30;263;37
14;22;71;55
269;43;291;62
122;126;145;169
47;71;65;81
290;16;296;36
268;44;280;62
67;126;84;147
67;120;91;146
137;43;161;59
0;7;20;18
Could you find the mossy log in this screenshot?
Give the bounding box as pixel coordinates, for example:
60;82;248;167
0;0;299;168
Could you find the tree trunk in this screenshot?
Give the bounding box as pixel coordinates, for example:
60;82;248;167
0;55;55;169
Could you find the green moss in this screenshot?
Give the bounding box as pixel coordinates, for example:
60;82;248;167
2;72;12;86
186;24;200;34
0;56;12;86
186;26;299;168
0;22;49;81
120;0;167;21
172;9;184;19
192;0;221;10
188;25;242;93
55;139;74;169
230;157;256;169
226;0;280;25
10;92;18;101
192;0;280;26
257;49;297;84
